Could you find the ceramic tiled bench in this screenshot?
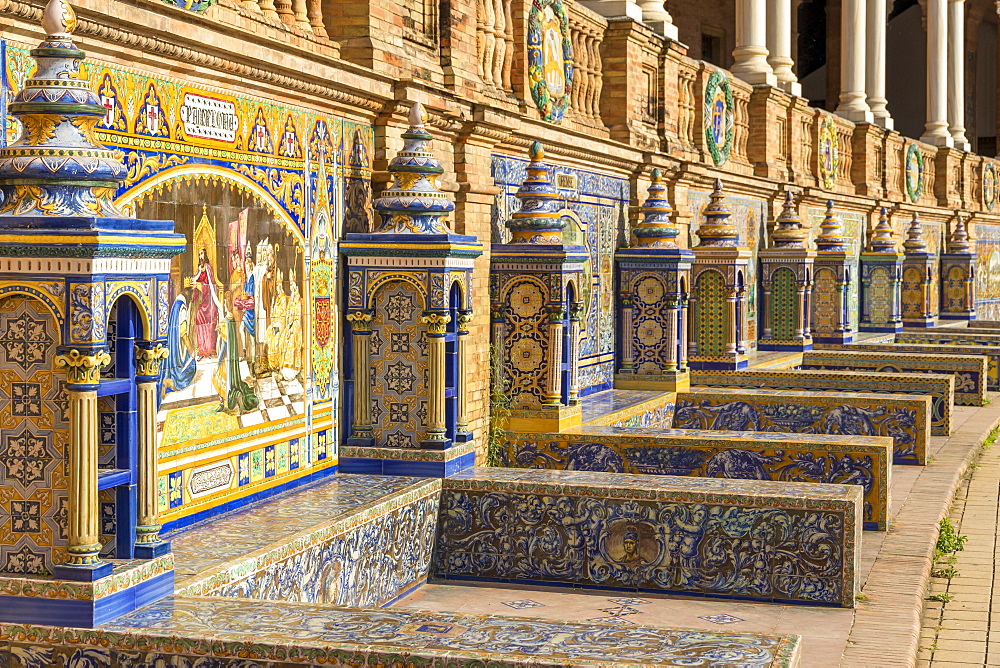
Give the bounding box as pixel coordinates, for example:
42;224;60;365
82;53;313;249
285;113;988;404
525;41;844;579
170;475;442;607
800;349;988;407
673;387;931;465
2;597;803;667
435;468;862;608
504;427;891;530
580;389;676;428
892;331;1000;390
690;368;954;436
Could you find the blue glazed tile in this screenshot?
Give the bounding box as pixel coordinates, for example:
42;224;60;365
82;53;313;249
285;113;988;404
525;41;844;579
500;600;544;610
699;613;745;625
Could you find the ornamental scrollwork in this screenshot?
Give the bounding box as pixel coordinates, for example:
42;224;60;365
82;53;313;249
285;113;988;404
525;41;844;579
55;349;111;385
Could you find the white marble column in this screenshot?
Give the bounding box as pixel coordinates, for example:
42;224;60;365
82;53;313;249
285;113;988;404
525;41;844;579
922;0;954;146
766;0;801;95
732;0;777;86
636;0;679;39
836;0;874;122
948;0;970;150
866;0;894;129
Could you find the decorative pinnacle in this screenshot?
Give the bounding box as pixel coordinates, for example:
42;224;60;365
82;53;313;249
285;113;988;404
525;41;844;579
903;212;929;253
633;168;678;249
694;178;739;248
815;200;848;253
42;0;77;37
948;215;973;254
0;0;126;218
371;101;454;235
770;191;808;249
409;101;427;128
506;141;565;244
867;206;899;253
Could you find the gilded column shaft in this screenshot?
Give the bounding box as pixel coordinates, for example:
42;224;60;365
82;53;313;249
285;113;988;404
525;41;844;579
456;311;472;434
346;312;374;437
421;313;451;441
67;389;100;564
725;291;738;355
55;349;110;568
568;305;582;405
679;299;689;370
664;304;678;371
544;319;565;405
135;382;159;542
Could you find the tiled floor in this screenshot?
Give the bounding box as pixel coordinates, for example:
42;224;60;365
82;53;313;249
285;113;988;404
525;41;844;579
96;595;801;666
395;582;852;666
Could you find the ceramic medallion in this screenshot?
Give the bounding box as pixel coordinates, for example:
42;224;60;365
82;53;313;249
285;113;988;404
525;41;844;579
527;0;573;123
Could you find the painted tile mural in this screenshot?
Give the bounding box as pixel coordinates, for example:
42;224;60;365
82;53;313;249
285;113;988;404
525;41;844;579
2;41;377;527
436;469;860;607
491;155;628;394
976;223;1000;319
0;296;68;574
689;189;766;347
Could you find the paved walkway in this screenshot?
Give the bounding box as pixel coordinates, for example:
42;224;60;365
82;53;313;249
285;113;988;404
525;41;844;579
920;436;1000;666
393;399;1000;667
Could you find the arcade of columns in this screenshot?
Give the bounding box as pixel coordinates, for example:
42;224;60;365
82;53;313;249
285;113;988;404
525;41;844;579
584;0;971;150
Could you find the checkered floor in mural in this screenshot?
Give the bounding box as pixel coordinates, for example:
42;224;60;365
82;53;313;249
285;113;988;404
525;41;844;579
159;359;306;443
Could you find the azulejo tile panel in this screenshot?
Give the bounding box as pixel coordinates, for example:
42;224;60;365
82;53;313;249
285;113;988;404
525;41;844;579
492;155;628;395
0;295;68;575
892;331;1000;389
580;389;676;428
673;387;930;465
800;349;987;407
168;474;434;585
854;341;999;389
436;468;860;607
504;426;891;530
0;595;801;667
690;368;954;436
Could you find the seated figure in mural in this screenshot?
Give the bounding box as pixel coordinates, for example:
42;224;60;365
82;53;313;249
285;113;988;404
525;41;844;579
266;266;288;373
162;295;198;394
188;247;223;359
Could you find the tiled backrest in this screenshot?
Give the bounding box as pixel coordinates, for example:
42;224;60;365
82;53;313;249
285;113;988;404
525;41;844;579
690;368;954;436
800;349;987;407
673;387;931;465
850;342;1000;390
436;468;862;607
891;332;1000;389
504;427;892;530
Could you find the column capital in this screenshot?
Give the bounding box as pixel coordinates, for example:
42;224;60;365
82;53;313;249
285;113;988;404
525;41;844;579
55;349;110;387
346;310;374;332
421;312;451;335
135;343;169;379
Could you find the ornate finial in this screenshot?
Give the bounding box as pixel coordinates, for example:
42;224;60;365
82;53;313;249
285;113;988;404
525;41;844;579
948;215;973;254
506;141;565;244
0;0;126;217
409;101;427;128
815;200;848;253
867;206;899;253
633;168;678;249
42;0;77;36
770;191;808;249
903;212;929;253
371;102;454;235
530;141;544;161
694;179;739;247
